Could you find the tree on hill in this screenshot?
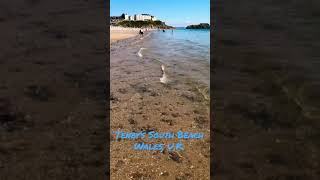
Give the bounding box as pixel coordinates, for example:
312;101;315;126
116;20;173;29
186;23;210;29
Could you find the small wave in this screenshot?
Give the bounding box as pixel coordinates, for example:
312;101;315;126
137;48;147;57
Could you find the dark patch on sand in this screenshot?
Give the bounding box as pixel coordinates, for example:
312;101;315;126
118;88;128;94
110;93;119;103
128;117;136;125
140;125;156;133
194;116;207;128
160;116;174;126
181;92;202;102
131;83;151;94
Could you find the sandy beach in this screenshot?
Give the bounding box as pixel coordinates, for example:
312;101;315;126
110;31;210;179
110;26;153;43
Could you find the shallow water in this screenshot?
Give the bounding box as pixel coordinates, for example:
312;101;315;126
111;28;210;89
141;28;210;86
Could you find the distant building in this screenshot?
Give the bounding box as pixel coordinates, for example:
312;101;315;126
134;14;156;21
151;16;157;21
124;14;129;20
110;13;158;25
134;14;140;21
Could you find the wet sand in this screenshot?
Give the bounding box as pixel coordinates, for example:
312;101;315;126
110;33;210;179
213;0;320;179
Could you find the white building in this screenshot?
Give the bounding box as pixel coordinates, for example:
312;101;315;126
151;16;157;21
141;14;151;21
134;14;142;21
124;14;129;20
129;14;157;21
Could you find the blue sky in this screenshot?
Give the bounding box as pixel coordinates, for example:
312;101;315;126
110;0;210;27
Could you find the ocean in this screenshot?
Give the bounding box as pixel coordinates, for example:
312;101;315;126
141;28;210;86
110;27;210;92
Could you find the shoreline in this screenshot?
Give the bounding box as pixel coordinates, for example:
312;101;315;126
110;30;210;102
110;29;210;179
110;26;156;44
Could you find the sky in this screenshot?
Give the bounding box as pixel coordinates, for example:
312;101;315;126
110;0;210;27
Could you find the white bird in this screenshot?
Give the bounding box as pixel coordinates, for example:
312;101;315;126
160;64;169;84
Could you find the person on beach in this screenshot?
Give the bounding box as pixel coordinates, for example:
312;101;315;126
139;29;144;36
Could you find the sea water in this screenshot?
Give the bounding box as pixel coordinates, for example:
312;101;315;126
142;27;210;86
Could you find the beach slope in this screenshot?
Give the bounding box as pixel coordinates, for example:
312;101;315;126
110;26;140;43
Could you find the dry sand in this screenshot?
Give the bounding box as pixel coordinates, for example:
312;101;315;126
110;27;140;43
110;32;137;43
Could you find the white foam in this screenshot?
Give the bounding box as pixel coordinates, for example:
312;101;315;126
137;48;146;57
160;64;169;84
161;64;165;71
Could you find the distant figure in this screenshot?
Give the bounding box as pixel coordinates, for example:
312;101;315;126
139;29;144;36
162;29;165;32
